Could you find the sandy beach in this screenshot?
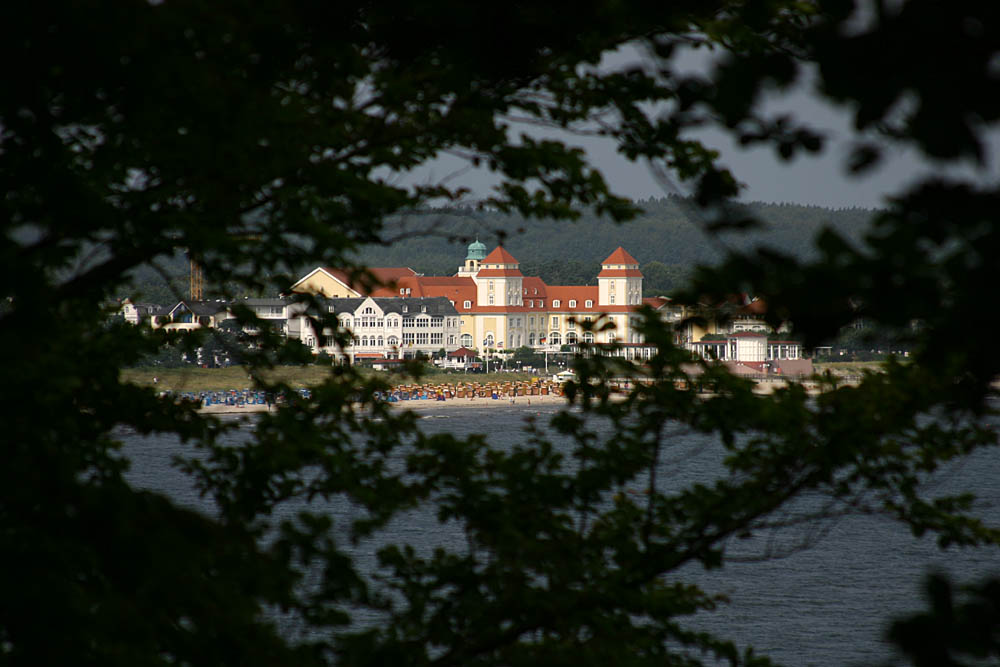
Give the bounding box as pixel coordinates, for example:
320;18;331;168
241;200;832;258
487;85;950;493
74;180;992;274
196;378;836;415
199;392;570;415
384;392;569;411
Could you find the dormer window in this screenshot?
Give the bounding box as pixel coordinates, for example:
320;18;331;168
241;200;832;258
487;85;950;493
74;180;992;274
585;300;593;308
553;299;560;308
463;300;471;308
421;305;427;313
569;299;576;308
402;305;408;313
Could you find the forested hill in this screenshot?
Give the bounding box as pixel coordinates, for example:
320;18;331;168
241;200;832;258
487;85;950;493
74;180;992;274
126;197;878;302
356;196;877;295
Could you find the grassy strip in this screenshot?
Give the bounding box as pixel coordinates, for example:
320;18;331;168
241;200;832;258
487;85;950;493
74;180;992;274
121;366;545;393
814;361;889;376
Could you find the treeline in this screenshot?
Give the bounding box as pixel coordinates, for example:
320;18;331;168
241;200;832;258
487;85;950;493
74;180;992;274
357;196;876;294
121;196;878;302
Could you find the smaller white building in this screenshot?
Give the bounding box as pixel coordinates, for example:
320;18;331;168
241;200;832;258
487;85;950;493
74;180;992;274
688;332;801;364
120;298;161;325
150;300;231;331
298;296;461;362
228;298;306;336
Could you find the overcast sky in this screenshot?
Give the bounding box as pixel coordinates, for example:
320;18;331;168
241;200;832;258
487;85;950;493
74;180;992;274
403;46;999;211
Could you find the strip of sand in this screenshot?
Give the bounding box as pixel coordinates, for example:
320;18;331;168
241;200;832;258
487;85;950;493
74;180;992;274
385;393;569;411
198;393;569;414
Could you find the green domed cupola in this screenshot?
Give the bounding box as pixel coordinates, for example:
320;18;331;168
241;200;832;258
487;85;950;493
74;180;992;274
466;239;487;261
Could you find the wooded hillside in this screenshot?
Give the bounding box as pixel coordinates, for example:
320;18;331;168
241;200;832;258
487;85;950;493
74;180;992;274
124;196;877;302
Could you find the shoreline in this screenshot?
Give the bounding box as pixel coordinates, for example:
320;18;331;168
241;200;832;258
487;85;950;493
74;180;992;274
195;377;850;415
198;392;570;415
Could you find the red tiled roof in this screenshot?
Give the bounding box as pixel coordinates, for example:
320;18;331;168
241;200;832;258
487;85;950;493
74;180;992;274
481;246;520;265
596;268;643;278
368;276;477;310
741;298;767;315
476;268;524;277
601;247;639;265
545;285;599;310
522;277;548;297
448;347;477;358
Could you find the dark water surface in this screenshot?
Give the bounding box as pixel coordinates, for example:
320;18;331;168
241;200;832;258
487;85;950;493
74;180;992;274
120;405;1000;666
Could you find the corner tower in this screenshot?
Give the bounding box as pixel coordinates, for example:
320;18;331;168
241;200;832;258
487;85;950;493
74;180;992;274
598;247;642;306
458;239;488;276
474;246;523;306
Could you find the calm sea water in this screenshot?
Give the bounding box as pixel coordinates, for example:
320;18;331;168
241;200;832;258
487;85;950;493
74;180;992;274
120;405;1000;666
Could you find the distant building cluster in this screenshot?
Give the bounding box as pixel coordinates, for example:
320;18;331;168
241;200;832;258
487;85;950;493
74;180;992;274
121;241;804;370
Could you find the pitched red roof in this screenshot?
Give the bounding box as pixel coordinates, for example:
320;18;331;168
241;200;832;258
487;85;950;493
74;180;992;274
476;268;523;277
368;276;478;311
741;298;767;315
521;277;548;298
545;286;599;310
596;268;643;278
481;246;520;265
643;296;671;308
601;247;639;266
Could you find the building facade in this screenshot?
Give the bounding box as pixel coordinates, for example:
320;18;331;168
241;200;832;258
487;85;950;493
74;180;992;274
290;243;651;354
296;296;461;362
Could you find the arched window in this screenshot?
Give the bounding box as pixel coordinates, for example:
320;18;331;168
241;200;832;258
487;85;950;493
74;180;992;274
566;332;578;344
461;333;473;347
583;332;594;343
387;336;399;346
377;336;384;346
549;332;561;346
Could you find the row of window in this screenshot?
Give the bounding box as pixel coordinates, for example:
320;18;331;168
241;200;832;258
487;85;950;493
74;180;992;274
324;333;452;348
402;317;444;328
401;332;445;345
333;316;453;328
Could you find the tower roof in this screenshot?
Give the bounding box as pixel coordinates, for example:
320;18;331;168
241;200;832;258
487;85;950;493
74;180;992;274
601;247;639;265
482;246;520;265
466;239;487;261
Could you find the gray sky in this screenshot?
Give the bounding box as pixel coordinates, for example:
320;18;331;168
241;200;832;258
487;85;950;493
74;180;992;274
402;46;999;211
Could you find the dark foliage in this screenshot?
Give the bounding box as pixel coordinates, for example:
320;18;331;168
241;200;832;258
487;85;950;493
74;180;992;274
2;1;999;666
